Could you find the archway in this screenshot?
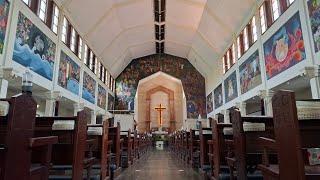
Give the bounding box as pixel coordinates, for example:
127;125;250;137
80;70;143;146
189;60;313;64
135;72;187;133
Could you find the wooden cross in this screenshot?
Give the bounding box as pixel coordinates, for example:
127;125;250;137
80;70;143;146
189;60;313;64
155;104;166;126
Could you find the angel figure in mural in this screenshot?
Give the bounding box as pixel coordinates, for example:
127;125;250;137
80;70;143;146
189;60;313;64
228;79;234;97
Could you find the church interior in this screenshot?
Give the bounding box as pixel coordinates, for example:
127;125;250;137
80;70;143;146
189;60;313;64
0;0;320;179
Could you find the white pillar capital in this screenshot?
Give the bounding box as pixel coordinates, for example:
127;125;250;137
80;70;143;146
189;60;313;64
259;89;274;117
236;101;247;116
44;91;61;101
300;66;319;79
0;68;18;80
73;102;84;116
259;89;274;99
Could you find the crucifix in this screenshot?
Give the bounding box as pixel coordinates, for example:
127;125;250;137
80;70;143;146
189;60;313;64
155;103;166;127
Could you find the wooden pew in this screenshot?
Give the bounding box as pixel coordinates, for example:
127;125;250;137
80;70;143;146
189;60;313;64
208;119;233;180
120;129;133;168
199;124;212;174
33;108;95;179
189;129;200;169
258;90;320;180
87;120;110;180
0;94;58;180
227;109;275;180
108;122;122;175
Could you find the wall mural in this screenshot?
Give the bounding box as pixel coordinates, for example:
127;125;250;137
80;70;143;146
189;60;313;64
214;84;223;109
206;92;213;114
13;12;56;80
82;72;96;104
115;54;206;118
308;0;320;52
58;51;80;95
224;71;238;103
264;12;305;79
0;0;9;53
98;85;106;109
108;93;114;111
239;50;262;94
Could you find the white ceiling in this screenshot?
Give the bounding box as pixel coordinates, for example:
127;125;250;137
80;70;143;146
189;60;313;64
55;0;260;78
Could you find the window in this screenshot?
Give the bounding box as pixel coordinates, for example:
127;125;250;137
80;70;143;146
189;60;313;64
243;27;249;51
232;43;236;64
78;37;83;59
84;44;88;64
105;71;109;86
271;0;280;21
237;37;242;59
38;0;47;22
93;57;97;74
251;16;257;42
260;4;267;33
89;51;94;70
287;0;295;4
70;28;76;52
226;50;231;69
22;0;30;6
61;17;68;43
51;4;59;34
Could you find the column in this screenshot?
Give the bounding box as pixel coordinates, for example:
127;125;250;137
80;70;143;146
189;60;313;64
302;66;320;99
236;102;247;116
259;90;274;116
44;91;61;116
90;110;96;124
169;98;175;132
145;98;151;132
221;109;230;123
73;102;84;116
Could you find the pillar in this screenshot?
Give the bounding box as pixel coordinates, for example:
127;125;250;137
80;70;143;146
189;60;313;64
236;102;247;116
259;90;274;116
73;102;84;116
44;91;61;116
302;66;320;99
221;109;230;123
145;98;151;132
90;110;96;124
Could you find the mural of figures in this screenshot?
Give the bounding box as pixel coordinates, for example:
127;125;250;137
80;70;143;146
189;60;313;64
98;85;106;109
0;0;9;53
82;72;96;104
108;93;114;111
115;54;206;118
58;51;80;95
13;12;56;80
224;72;238;103
206;92;213;113
239;50;262;94
308;0;320;52
214;84;223;109
264;12;305;79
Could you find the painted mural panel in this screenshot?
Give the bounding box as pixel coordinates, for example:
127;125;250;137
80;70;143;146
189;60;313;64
206;92;213;113
108;93;114;111
82;72;96;104
98;85;106;109
263;12;305;79
58;51;80;95
0;0;9;53
224;72;238;103
239;50;262;94
308;0;320;52
13;12;56;80
214;84;223;109
115;54;206;118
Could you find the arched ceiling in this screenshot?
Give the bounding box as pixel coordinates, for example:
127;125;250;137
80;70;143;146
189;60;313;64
55;0;260;78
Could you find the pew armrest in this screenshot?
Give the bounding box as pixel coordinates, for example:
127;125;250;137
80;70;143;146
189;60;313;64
29;136;58;148
259;137;276;167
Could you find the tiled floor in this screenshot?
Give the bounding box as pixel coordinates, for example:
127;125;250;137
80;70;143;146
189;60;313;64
116;149;202;180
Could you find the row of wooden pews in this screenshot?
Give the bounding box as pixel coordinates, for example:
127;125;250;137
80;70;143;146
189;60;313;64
170;90;320;180
0;93;152;180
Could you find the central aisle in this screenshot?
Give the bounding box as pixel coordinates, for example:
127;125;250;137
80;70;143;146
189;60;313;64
116;149;202;180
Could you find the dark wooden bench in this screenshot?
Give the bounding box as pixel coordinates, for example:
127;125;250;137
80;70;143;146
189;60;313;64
120;129;133;168
87;120;110;180
199;124;212;174
258;90;320;180
208;119;233;180
108;123;122;175
33;108;95;179
189;129;200;168
227;109;276;180
0;94;58;180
